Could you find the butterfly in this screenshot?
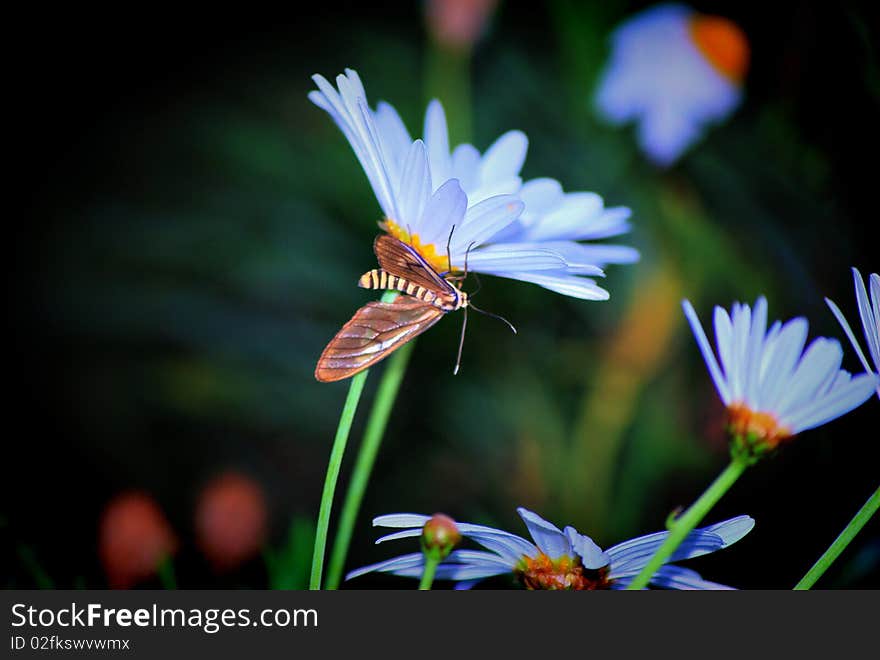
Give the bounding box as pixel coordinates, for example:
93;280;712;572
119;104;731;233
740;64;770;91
314;234;513;382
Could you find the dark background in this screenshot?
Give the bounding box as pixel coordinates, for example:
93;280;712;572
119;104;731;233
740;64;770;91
6;1;879;589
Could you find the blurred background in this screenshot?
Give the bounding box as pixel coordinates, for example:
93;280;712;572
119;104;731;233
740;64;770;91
6;0;878;589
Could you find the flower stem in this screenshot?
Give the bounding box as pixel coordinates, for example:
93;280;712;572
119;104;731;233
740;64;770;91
309;370;369;590
625;454;750;590
793;484;880;590
324;339;416;590
157;556;177;590
419;555;440;591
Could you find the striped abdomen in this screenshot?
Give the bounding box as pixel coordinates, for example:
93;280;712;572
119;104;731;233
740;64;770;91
358;269;462;311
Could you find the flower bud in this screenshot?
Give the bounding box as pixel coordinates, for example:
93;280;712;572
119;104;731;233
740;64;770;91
421;513;461;561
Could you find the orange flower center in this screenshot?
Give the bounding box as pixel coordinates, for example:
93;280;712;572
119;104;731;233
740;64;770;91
726;403;791;449
689;14;750;83
516;553;611;590
381;219;452;273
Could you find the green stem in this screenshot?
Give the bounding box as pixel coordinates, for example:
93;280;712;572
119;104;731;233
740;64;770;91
309;370;369;590
324;339;416;590
419;555;440;591
157;556;176;590
793;484;880;590
626;455;750;590
17;545;54;589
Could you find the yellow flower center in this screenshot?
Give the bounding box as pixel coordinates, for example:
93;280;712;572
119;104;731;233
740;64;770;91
689;14;750;83
515;553;611;590
726;403;791;450
381;219;453;274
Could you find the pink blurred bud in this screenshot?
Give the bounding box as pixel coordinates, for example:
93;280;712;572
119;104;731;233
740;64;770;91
99;491;177;589
422;513;461;560
425;0;499;52
195;471;268;572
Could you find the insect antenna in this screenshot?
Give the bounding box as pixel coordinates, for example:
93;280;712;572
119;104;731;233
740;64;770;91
468;302;517;334
453;305;468;375
445;224;456;275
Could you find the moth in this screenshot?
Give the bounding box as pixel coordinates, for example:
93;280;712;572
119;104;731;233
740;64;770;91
314;234;512;382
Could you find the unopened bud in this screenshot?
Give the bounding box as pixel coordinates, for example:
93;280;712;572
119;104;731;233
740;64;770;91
421;513;461;561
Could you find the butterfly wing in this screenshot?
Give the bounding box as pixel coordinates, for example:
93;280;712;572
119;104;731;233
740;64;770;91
315;297;445;382
373;235;457;296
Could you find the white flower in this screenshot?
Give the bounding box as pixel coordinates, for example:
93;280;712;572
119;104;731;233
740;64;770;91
826;268;880;399
346;508;754;589
309;68;635;301
683;296;877;450
594;3;749;166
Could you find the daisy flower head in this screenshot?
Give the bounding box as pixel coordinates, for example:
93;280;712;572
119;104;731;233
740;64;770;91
346;508;754;590
594;3;749;167
826;268;880;399
309;69;636;301
683;297;878;458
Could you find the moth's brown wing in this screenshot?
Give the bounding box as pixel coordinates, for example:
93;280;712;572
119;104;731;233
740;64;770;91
373;235;456;296
315;298;445;382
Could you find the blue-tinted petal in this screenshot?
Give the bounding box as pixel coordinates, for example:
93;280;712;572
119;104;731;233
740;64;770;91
466;245;568;272
826;296;874;376
418;178;468;248
785;372;877;433
455;524;538;562
649;565;736;590
373;513;430;528
345;552;424;581
516;508;572;559
564;527;610;569
480;130;528;184
424;99;452;190
683;299;730;403
451;194;524;258
486;270;610;300
853;268;880;369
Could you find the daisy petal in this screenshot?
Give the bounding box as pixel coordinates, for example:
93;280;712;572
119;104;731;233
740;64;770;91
853;268;880;368
480;130;528;184
683;299;730;403
649;565;737;590
451;194;524;257
465;246;568;272
424;99;452;189
784;372;877;433
826;297;874;375
487;270;610;300
373;513;431;528
345;552;424;581
516;508;572;559
564;527;611;569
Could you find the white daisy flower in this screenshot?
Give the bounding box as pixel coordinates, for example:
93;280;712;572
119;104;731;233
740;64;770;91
594;3;749;166
826;268;880;399
346;508;754;590
309;68;632;301
420;99;639;299
683;297;878;453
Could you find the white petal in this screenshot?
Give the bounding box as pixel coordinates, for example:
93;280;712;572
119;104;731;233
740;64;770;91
424;99;452;190
373;513;430;528
487;270;610;300
480;130;528;185
465;246;568;272
516;508;571;559
827;297;874;375
451;195;524;258
853;268;880;369
785;373;877;433
775;338;843;420
683;300;730;404
417;178;468;248
396;140;432;232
